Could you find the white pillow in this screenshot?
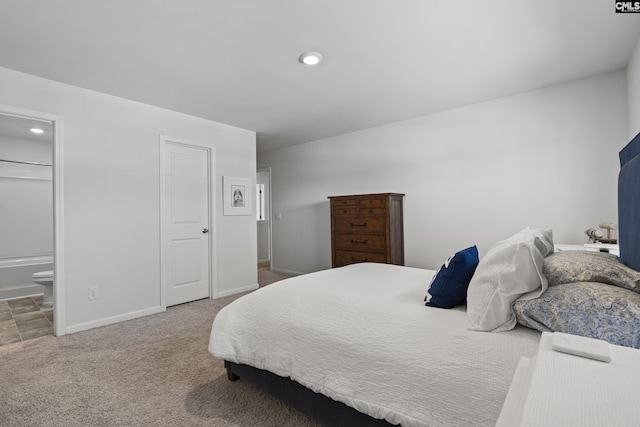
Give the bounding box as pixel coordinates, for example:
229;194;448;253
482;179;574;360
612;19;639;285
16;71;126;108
508;228;554;257
467;229;549;332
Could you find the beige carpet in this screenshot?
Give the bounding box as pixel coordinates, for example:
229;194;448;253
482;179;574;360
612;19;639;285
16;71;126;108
0;272;319;427
258;269;293;287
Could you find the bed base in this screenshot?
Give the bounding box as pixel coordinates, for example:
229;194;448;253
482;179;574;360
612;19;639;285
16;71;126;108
224;361;394;426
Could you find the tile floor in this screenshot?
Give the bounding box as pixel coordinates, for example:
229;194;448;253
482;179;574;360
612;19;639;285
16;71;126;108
0;296;53;347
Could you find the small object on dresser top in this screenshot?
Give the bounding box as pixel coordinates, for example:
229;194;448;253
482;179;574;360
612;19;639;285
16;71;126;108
585;223;617;244
550;332;612;363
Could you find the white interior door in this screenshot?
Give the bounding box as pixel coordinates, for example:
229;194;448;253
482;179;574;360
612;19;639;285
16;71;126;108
164;142;210;306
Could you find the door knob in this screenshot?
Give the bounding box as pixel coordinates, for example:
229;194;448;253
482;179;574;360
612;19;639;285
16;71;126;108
202;228;209;234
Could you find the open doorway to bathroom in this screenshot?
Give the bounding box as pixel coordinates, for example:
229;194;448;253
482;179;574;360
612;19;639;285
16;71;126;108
0;113;55;346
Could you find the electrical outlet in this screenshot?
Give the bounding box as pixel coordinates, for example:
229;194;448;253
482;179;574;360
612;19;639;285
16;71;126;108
88;287;98;300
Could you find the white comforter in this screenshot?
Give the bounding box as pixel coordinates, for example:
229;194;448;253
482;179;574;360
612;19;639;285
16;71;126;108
209;263;541;427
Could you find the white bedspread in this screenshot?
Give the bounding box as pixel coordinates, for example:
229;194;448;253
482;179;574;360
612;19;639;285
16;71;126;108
209;263;541;427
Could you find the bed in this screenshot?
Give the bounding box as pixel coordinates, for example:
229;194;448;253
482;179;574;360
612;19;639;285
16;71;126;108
208;132;640;426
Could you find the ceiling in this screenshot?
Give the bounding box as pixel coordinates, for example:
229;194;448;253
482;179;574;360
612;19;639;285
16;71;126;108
0;114;53;142
0;1;639;153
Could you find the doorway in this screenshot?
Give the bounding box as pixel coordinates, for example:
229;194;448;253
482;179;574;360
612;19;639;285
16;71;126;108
0;105;65;340
160;136;216;306
256;168;271;270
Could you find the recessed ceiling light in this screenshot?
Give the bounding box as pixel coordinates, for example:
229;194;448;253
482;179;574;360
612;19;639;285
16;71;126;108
30;128;44;134
299;51;323;66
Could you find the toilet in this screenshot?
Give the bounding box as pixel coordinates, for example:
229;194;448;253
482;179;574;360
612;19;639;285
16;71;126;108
33;270;54;307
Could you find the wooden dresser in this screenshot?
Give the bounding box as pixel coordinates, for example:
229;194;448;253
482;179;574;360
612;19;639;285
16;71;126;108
328;193;404;267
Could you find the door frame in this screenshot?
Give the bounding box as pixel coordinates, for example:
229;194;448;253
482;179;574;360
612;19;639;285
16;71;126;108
159;135;217;308
0;104;66;336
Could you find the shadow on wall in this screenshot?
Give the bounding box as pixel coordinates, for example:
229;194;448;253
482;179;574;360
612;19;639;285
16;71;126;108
273;200;331;274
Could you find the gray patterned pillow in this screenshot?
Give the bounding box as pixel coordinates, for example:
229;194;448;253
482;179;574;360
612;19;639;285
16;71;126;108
544;251;640;294
513;282;640;349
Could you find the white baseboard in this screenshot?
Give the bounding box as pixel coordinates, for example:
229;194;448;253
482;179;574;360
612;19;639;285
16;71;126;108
216;283;259;298
65;306;165;335
257;258;270;263
270;267;303;276
0;285;44;301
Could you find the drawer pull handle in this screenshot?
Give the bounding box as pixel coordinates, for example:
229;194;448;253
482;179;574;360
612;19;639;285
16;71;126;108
350;222;367;227
350;239;368;244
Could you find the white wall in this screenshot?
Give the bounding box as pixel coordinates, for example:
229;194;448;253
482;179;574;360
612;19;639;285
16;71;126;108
259;71;628;274
0;135;52;164
628;36;640;138
0;66;257;333
257;223;269;262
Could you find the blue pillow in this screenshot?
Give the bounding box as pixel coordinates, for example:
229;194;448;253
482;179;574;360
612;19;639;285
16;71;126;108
425;245;479;308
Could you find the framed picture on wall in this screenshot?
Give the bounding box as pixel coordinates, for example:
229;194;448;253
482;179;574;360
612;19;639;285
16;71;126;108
223;176;252;216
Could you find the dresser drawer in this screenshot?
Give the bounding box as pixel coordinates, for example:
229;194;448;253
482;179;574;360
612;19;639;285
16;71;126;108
332;198;357;207
331;196;386;216
332;206;358;216
358;206;385;215
358;196;385;210
334;250;387;266
333;217;385;233
334;234;386;251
